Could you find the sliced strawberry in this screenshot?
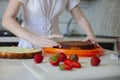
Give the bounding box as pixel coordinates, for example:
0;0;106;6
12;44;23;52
64;59;73;68
59;64;72;70
72;61;82;68
49;55;60;66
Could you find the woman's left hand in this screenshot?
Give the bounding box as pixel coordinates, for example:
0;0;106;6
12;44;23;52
83;35;98;46
84;35;96;41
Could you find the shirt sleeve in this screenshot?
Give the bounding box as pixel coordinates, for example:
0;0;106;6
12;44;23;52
66;0;80;11
18;0;28;5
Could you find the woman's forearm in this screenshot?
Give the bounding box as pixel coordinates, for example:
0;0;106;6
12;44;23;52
2;16;35;42
2;16;62;48
2;0;36;42
70;5;95;37
77;16;95;37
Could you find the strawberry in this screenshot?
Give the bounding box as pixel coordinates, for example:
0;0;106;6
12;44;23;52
64;59;73;68
59;64;72;70
49;55;60;66
69;54;79;62
34;54;43;64
64;59;82;68
91;56;101;66
72;61;82;68
56;52;67;62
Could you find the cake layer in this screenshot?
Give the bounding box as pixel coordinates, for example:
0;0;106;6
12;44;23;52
0;47;42;59
58;41;96;50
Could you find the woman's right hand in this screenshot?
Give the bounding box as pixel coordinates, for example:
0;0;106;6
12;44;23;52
31;35;63;48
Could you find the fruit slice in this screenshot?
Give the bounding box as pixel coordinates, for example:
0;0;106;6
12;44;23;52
64;59;73;68
59;64;72;70
72;61;82;68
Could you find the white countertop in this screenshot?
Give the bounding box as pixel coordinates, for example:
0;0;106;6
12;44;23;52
0;59;37;80
0;50;120;80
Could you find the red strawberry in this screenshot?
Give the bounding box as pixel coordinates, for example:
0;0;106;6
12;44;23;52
72;61;82;68
49;55;60;66
59;64;72;70
56;52;67;62
69;54;79;62
34;54;43;63
91;56;101;66
64;59;73;68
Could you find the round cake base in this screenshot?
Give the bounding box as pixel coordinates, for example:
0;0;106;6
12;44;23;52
58;41;96;50
43;41;105;57
43;46;105;57
0;47;42;59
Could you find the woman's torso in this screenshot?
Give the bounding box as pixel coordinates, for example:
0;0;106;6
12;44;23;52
22;0;68;36
18;0;80;48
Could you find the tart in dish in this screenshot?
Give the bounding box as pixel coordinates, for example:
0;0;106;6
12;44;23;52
43;41;105;57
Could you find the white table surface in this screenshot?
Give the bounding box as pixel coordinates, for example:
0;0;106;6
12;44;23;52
0;59;37;80
0;50;120;80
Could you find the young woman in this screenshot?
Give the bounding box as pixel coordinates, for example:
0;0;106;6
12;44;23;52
2;0;96;49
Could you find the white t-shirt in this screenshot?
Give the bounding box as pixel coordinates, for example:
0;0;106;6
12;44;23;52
18;0;80;48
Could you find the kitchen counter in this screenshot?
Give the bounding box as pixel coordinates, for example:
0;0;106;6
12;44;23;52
63;36;116;43
0;36;116;43
0;37;19;42
0;50;120;80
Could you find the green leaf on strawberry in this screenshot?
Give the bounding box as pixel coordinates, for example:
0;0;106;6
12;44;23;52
69;54;79;62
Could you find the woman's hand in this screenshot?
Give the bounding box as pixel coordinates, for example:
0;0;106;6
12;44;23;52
42;35;63;40
83;35;99;46
38;38;61;48
84;35;96;43
30;34;63;48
